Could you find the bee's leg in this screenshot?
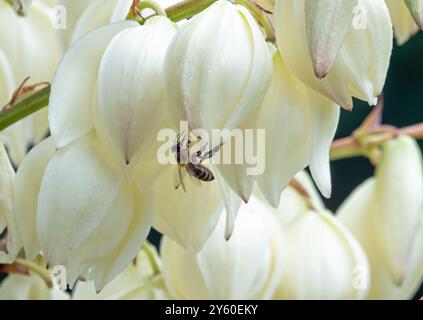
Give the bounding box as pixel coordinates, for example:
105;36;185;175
178;166;187;192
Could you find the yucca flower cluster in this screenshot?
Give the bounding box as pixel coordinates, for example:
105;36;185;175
0;0;422;300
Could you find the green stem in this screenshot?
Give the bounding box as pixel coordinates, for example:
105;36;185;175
142;243;160;275
15;259;53;288
0;86;50;131
165;0;217;22
139;0;167;18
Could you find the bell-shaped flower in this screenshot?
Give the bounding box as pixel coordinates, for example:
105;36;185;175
257;50;340;206
49;17;177;164
274;0;393;108
275;210;370;300
36;133;155;290
42;17;181;289
338;136;423;299
165;0;273;200
386;0;421;45
161;196;284;299
73;243;169;300
57;0;181;50
0;1;60;165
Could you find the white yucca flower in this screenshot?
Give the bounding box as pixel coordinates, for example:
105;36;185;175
73;243;169;300
386;0;422;45
37;17;178;290
161;197;284;300
275;0;393;108
165;0;272;202
338;136;423;299
0;1;60;165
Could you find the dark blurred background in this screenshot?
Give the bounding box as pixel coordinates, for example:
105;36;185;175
323;32;423;298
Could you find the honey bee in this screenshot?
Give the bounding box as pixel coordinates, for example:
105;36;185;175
171;133;222;192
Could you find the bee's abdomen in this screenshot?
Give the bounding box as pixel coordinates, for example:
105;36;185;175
187;164;214;182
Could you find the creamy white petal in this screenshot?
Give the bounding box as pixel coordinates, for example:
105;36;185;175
340;0;392;104
0;272;69;300
215;170;241;240
96;17;177;165
308;91;340;198
13;138;55;260
73;244;168;299
276;210;370;300
0;49;14;106
56;0;93;50
152;166;223;251
372;136;423;285
275;0;353;108
275;0;392;108
338;179;423;299
257;52;312;207
0;141;20;263
0;1;60;84
63;180;137;288
166;0;272;132
37;134;124;267
162;197;284;299
70;0;127;45
87;185;154;291
404;0;423;29
305;0;358;78
386;0;419;45
49;21;138;148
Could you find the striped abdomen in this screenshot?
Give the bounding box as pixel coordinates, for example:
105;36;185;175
186;163;214;182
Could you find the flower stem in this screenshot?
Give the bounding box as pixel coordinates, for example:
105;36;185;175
139;0;167;17
0;86;50;131
330;124;423;161
142;243;161;275
165;0;217;22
